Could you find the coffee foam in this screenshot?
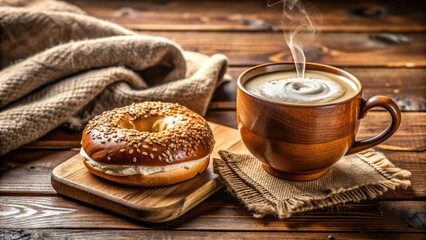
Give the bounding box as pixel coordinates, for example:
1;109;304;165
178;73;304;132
257;77;345;104
244;70;357;104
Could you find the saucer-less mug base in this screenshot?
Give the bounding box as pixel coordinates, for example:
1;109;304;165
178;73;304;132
262;164;329;181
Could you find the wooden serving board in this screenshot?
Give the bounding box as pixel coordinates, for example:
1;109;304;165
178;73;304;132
51;122;248;223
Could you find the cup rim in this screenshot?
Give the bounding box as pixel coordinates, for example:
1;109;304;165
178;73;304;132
237;62;363;107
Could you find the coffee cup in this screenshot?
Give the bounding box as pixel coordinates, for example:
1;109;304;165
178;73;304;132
237;62;401;181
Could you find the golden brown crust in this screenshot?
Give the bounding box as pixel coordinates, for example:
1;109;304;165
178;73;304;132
83;155;210;187
81;102;215;166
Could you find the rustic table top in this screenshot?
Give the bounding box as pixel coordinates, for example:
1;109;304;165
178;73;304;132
1;0;425;239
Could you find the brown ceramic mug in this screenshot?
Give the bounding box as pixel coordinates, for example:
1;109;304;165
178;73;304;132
237;62;401;181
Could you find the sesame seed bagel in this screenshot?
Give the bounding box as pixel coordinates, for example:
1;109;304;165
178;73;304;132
81;101;215;186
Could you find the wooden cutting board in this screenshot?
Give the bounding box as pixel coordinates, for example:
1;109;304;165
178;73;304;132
51;122;248;223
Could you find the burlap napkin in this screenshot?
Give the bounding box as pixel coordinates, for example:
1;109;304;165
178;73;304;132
0;0;229;155
213;149;411;219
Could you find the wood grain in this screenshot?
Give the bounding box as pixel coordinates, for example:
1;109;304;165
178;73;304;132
205;111;426;148
141;32;426;67
50;122;246;222
19;112;426;151
1;229;425;240
1;195;425;232
67;0;426;32
1;150;424;199
1;0;424;236
0;150;78;195
12;111;426;152
212;68;426;111
1;112;424;199
208;111;426;196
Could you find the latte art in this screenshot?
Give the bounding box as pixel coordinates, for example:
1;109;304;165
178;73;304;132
244;70;358;105
257;77;345;104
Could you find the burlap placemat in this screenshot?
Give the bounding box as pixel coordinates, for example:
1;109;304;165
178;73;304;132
213;149;411;219
0;0;229;155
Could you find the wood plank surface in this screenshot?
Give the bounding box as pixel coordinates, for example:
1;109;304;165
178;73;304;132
0;195;424;232
18;111;426;154
1;112;425;200
140;31;426;67
68;0;426;32
212;68;426;111
0;150;78;195
1;229;425;240
1;150;424;200
1;0;425;236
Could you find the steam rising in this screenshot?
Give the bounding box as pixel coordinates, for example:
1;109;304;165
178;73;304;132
268;0;320;79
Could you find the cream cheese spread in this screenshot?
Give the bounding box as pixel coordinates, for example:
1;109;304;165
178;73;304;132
80;148;207;176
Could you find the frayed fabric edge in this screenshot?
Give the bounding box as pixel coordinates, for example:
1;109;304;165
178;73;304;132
214;149;411;219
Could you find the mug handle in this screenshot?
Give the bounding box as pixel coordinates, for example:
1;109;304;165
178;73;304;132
346;96;401;155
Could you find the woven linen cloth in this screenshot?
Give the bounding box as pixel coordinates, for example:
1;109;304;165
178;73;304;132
0;0;229;155
213;149;411;219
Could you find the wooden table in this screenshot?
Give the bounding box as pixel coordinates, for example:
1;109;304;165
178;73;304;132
1;0;425;239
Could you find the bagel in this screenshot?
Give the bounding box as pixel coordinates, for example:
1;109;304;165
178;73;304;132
80;101;215;187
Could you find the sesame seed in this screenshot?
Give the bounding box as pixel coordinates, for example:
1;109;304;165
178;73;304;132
107;157;111;161
84;102;214;162
133;157;137;162
150;153;154;159
142;152;148;155
129;149;134;154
